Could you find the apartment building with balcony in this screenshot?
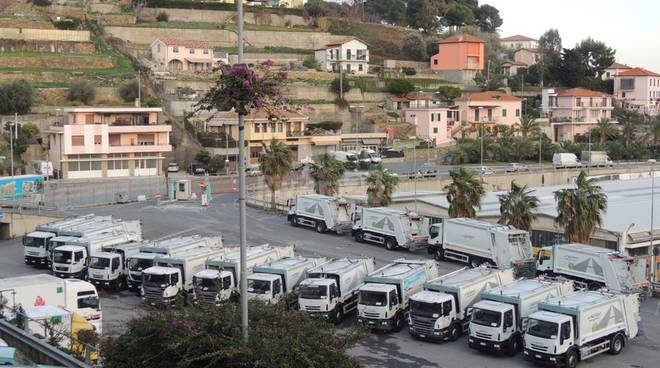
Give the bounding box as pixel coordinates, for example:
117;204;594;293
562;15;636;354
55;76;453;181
430;33;484;84
404;108;459;146
614;67;660;116
501;35;538;50
151;38;215;73
387;92;444;111
314;38;369;75
547;87;613;142
48;107;172;179
453;91;522;129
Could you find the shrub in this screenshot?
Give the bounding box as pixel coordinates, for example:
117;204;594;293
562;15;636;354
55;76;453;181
307;121;342;131
53;19;81;30
330;76;352;96
156;12;169;22
67;81;96;104
302;55;319;69
118;80;140;102
402;32;426;61
438;85;463;101
385;79;415;96
31;0;51;6
402;67;417;76
0;80;33;115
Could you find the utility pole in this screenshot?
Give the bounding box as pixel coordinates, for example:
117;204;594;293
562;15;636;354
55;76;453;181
137;69;141;105
9;116;14;177
237;0;248;345
651;161;656;284
413;137;417;212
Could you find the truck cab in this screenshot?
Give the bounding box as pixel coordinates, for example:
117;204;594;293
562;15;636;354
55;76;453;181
298;278;340;315
23;231;55;266
142;266;181;305
408;291;456;340
247;273;283;304
469;300;518;354
88;252;124;290
524;311;573;365
193;269;235;304
52;245;88;279
357;283;403;331
63;279;102;334
126;253;159;291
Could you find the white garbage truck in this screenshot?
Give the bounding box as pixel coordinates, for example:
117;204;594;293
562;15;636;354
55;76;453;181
87;241;143;291
246;256;328;304
194;244;295;305
408;267;515;341
298;257;375;322
51;230;142;279
428;218;536;276
287;194;354;234
0;274;102;334
352;207;430;250
23;215;112;267
357;259;439;332
536;243;648;292
468;278;575;356
125;236;223;291
523;290;640;368
142;247;226;305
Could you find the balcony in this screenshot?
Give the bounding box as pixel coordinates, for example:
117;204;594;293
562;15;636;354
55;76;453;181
550;116;588;123
109;144;172;154
109;125;172;134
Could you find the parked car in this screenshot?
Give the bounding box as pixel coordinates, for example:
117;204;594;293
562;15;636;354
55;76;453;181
246;165;263;177
167;162;180;173
505;163;529;173
380;148;405;158
473;166;494;175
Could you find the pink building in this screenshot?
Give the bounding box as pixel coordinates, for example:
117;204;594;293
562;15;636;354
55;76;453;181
404;108;458;146
548;88;613;142
387;92;443;111
430;33;485;71
151;38;214;73
453;91;523;129
48;107;172;179
614;67;660;116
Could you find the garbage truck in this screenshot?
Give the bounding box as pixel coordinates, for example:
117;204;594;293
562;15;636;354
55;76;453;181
51;231;142;279
468;278;575;356
246;256;328;304
523;290;640;368
125;236;223;291
194;244;295;305
298;257;375;322
0;274;102;333
408;267;515;341
352;207;430;250
536;243;648;292
142;247;227;305
287;194;353;234
357;259;439;332
87;241;142;291
23;215;112;267
428;218;536;276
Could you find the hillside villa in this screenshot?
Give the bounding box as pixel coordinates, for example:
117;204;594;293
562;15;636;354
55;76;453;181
614;67;660;116
502;60;528;76
151;38;215;73
513;48;541;66
547;87;613;142
453;91;522;129
603;62;632;80
314;38;369;75
501;35;538;50
430;33;485;84
387;92;444;111
404;108;458;146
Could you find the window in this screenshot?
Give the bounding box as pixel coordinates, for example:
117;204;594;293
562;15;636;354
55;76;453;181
171;273;179;284
189;48;195;54
112;258;120;272
346;49;351;60
203;49;209;55
502;108;507;117
431;113;436;122
94;135;102;145
433;127;438;134
474;109;480;121
276;123;283;133
434;59;438;65
157;44;161;52
71;135;84;146
620;78;635;90
561;322;571;340
576;97;581;107
222;276;232;289
504;310;513;328
487;108;493;121
272;279;282;294
602;97;607;106
75;251;84;262
389;290;398;306
173;46;179;53
442;300;452;317
358;63;363;72
591;110;599;118
515;109;521;117
329;284;338;299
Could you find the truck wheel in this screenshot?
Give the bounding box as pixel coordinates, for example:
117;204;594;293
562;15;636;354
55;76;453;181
469;256;482;268
385;237;397;251
609;334;624;355
448;322;462;341
115;278;126;292
392;313;403;332
508;336;519;356
434;247;446;261
354;231;364;243
315;221;327;233
565;349;578;368
290;215;298;227
333;305;344;324
588;282;601;290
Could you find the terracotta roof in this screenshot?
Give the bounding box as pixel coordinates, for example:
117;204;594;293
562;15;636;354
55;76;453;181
156;38;212;49
617;67;660;77
555;87;610;97
389;92;441;102
218;107;309;121
438;33;484;44
454;91;521;102
501;35;537;42
323;37;367;48
502;60;528;66
608;62;631;70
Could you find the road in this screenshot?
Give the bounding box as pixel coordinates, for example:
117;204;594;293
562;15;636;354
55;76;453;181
1;195;659;367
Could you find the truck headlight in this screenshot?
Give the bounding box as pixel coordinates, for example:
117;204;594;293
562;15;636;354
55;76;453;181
493;344;500;348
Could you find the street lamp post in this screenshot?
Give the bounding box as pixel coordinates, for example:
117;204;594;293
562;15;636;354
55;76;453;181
651;160;657;284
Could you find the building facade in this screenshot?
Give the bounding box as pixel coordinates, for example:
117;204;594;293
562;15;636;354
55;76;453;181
404;108;457;146
151;38;214;73
501;60;527;76
603;62;631;80
430;33;485;71
314;38;369;75
500;35;538;50
48;107;172;179
614;67;660;116
513;48;541;66
387;92;444;111
453;91;523;128
547;88;613;142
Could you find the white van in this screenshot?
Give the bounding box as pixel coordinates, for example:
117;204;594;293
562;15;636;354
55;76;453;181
552;153;581;169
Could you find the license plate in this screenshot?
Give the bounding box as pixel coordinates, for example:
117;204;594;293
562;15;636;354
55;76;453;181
480;342;486;346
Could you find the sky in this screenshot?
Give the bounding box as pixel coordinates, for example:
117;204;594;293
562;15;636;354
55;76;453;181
482;0;660;72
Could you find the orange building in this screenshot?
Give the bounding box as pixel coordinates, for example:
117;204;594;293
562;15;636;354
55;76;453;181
430;33;485;71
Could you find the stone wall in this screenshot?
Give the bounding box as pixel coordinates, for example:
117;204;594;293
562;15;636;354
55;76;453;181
100;14;137;25
0;28;90;42
104;26;344;50
0;39;96;54
0;20;53;29
283;83;387;102
140;7;308;27
0;55;113;69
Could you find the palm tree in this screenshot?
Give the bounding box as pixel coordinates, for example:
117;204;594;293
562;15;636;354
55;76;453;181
554;171;607;243
647;116;660;147
593;117;618;144
259;139;293;210
498;182;540;231
515;115;540;138
620;121;637;148
365;165;399;207
309;154;346;196
445;168;485;218
510;137;534;162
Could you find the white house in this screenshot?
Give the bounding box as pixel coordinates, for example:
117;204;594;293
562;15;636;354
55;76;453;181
501;35;538;50
314;38;369;75
150;38;214;73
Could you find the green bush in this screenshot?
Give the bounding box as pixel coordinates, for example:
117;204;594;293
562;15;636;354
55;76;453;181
156;12;169;22
307;121;342;131
330;76;352;96
0;80;33;115
119;80;140;102
438;85;463;101
402;67;416;76
302;55;319;69
402;32;426;61
31;0;51;6
385;79;415;96
53;19;81;30
67;81;96;104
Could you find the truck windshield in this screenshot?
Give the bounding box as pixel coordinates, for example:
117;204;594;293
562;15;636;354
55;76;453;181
77;296;100;310
89;257;110;270
143;273;169;285
128;258;153;272
410;300;442;318
359;291;387;306
299;285;327;300
527;319;558;339
409;219;421;235
509;234;532;259
194;277;219;289
23;236;46;248
247;279;271;294
471;308;501;327
53;250;72;264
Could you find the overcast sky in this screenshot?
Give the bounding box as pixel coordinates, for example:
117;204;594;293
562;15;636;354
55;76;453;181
482;0;660;72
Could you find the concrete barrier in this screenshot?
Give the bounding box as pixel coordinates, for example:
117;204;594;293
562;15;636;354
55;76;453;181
0;212;60;240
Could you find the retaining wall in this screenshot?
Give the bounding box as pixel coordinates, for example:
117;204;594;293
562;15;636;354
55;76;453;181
0;28;90;42
0;39;96;53
140;7;308;27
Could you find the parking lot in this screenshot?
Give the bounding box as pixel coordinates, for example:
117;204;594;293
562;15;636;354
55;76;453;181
1;194;659;367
